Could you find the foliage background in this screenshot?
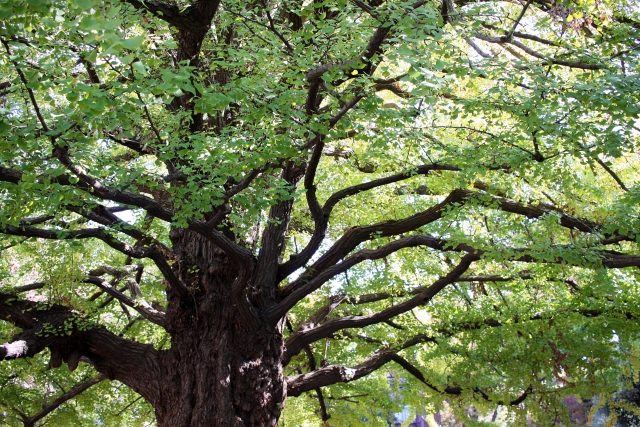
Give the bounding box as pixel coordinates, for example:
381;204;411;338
1;0;640;424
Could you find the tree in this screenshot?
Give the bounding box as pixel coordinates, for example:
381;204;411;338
0;0;639;425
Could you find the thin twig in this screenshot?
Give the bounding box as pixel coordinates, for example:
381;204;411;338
506;0;533;41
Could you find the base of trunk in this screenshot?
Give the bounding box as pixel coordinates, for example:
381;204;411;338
155;229;285;426
154;323;285;427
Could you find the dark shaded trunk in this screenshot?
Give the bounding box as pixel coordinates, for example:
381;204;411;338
152;229;285;427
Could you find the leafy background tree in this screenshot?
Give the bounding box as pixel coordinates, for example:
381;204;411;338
0;0;639;425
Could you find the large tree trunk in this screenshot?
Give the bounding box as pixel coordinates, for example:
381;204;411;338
152;229;286;427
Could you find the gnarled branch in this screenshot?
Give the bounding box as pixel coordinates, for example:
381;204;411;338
0;293;161;405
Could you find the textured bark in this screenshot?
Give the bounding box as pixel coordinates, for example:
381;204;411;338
151;229;285;427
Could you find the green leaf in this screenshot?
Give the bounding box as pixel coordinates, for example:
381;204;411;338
121;36;145;50
131;61;147;76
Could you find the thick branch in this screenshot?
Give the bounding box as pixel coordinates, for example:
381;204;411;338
0;163;175;221
279;164;461;280
290;320;511;401
304;6;394;115
121;0;215;31
281;187;618;298
279;189;471;301
294;273;529;322
13;282;47;293
283;241;640;363
276;236;477;323
0;293;161;405
65;203;150;241
252;164;302;299
287;349;395;397
286;347;495;400
282;255;477;363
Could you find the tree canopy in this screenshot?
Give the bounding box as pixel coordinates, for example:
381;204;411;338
1;0;639;425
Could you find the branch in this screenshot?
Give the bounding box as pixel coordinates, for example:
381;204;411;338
515;248;640;268
279;236;477;324
466;36;492;58
1;39;50;132
104;133;155;156
67;44;100;85
17;215;55;226
614;13;640;31
0;221;187;297
292;273;529;328
0;224;151;257
282;254;477;362
287;349;395;397
0;237;29;252
84;277;166;327
279;190;472;302
65;203;150;241
188;220;255;268
0;162;175;222
325;165;463;214
440;307;639;338
89;264;142;278
304;14;392;115
294;295;349;334
0;293;162;405
0;163;253;268
279;164;461;280
298;14;419;264
481;23;560;47
593;156;628;192
23;374;107;426
120;0;215;31
10;202;156;254
283;238;640;362
261;1;294;54
290;325;524;402
374;80;411;98
282;185;621;292
297;330;331;422
505;0;533;40
0;164;56;186
252;167;301;300
0;81;11;97
4;35;240;260
390;353;460;395
289;310;556;405
277;184;633;321
473;32;602;70
13;282;47;293
390;354;530;405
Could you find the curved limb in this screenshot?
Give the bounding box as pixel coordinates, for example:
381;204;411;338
0;292;162;405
